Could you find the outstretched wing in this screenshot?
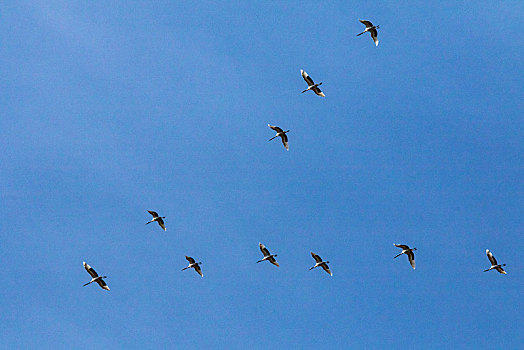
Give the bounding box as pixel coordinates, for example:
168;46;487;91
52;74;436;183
157;218;166;231
269;256;279;267
370;28;379;46
83;262;99;278
186;256;196;264
281;133;289;151
311;252;322;263
486;249;497;265
259;243;270;257
194;264;203;277
407;251;416;270
359;19;374;28
495;266;507;274
313;86;325;97
301;69;315;86
321;263;333;276
394;244;410;250
96;278;110;291
148;210;159;218
268;124;284;133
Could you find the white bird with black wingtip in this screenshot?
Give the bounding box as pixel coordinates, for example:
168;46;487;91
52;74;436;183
268;124;290;151
300;69;325;97
484;249;507;274
309;252;332;276
182;256;203;277
146;210;166;231
256;243;279;267
393;244;416;270
83;261;110;290
357;19;379;46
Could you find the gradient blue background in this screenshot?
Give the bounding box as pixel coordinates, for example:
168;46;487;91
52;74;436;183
1;1;522;349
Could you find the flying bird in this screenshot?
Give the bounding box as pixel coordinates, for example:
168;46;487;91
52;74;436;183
484;249;507;274
357;19;379;46
309;252;332;276
182;256;203;277
300;69;325;97
393;244;416;270
256;243;279;267
146;210;166;231
83;261;110;290
268;124;290;151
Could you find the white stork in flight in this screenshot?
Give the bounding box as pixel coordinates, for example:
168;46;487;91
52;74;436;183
393;244;416;270
83;262;110;290
256;243;279;267
182;256;203;277
357;19;379;46
146;210;166;231
300;69;325;97
484;249;507;274
309;252;332;276
268;124;290;151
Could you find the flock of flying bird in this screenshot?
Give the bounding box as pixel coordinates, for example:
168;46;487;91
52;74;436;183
82;19;508;291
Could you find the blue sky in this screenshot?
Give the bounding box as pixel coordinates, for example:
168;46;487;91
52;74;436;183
1;1;523;349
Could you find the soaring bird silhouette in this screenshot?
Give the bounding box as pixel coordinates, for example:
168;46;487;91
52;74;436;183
393;244;416;270
256;243;279;267
357;19;379;46
300;69;325;97
83;262;110;290
146;210;166;231
309;252;332;276
268;124;290;151
484;249;507;274
182;256;203;277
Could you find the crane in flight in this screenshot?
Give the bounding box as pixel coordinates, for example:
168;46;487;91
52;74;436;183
268;124;290;151
300;69;325;97
146;210;166;231
309;252;332;276
182;256;203;277
393;244;416;270
83;262;110;290
357;19;379;46
256;243;279;267
484;249;507;274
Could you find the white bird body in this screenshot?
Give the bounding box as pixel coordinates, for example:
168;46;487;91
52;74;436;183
182;256;203;277
393;244;416;270
146;210;166;231
268;124;290;151
309;252;332;276
484;249;507;274
257;243;279;267
83;261;110;290
357;19;379;46
300;70;325;97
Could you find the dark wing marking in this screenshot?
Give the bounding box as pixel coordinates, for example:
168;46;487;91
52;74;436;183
281;133;289;150
321;263;332;276
370;29;378;45
269;257;279;267
486;250;497;265
268;124;284;133
186;256;195;264
311;252;322;263
259;243;270;257
495;266;507;274
97;278;110;290
148;210;159;217
195;264;203;277
359;20;373;28
157;218;166;230
301;70;315;86
312;86;325;96
394;244;410;250
407;251;416;270
84;262;99;278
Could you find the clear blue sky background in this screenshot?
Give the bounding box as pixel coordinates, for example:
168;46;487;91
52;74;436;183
1;1;522;349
